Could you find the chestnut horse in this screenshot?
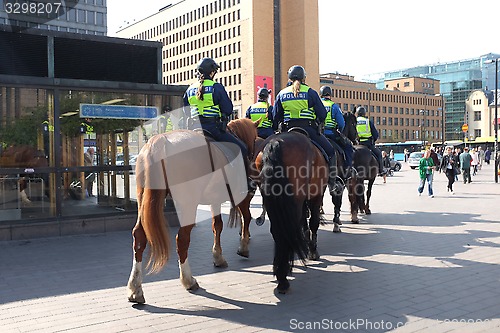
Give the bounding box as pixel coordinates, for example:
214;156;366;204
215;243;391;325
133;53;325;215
254;131;328;293
127;118;258;304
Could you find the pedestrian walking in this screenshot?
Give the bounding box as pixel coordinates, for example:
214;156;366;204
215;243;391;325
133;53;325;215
470;148;479;176
439;146;459;194
418;149;435;197
485;147;491;165
459;147;473;184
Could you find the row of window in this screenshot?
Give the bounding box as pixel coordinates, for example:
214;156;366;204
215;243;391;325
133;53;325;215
166;58;242;84
343;103;441;118
165;27;241;58
328;87;441;107
372;117;440;128
134;3;241;41
0;18;105;34
164;42;241;70
380;129;441;141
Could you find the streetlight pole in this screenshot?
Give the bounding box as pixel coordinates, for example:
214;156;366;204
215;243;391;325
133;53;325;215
495;59;498;183
485;59;498;183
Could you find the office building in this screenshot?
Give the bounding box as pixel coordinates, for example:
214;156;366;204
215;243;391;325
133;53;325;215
320;74;443;143
370;53;500;140
0;0;107;35
116;0;320;118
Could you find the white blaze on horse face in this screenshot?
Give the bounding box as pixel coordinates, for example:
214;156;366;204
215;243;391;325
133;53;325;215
136;128;247;227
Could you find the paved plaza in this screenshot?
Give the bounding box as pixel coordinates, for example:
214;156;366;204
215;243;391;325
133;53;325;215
1;162;500;332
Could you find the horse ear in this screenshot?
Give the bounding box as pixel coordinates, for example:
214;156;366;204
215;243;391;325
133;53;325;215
253;118;261;127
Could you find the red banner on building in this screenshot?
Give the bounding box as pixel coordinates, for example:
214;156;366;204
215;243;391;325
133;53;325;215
255;76;274;104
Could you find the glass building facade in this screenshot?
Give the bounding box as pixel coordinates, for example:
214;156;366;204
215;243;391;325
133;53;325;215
374;53;500;140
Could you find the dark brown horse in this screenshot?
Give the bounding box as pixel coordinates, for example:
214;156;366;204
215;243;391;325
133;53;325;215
127;118;258;303
254;131;328;293
342;112;378;224
0;145;48;203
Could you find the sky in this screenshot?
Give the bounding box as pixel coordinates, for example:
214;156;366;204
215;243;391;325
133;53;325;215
107;0;500;79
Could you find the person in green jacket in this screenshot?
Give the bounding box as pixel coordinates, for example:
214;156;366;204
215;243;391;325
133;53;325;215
417;149;436;197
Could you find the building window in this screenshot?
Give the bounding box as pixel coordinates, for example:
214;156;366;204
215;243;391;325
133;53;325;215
474;111;481;121
474;129;481;138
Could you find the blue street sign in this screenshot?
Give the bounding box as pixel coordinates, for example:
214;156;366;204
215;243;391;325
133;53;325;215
79;104;158;120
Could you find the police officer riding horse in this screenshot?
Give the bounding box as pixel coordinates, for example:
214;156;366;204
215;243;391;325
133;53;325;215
246;88;274;139
320;85;354;180
183;57;254;190
273;65;339;194
355;106;385;176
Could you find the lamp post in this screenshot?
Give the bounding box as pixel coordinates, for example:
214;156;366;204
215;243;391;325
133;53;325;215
420;109;426;149
485;59;498;183
436;94;445;146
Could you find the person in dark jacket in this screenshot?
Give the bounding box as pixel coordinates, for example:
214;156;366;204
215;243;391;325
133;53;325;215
439;146;459;194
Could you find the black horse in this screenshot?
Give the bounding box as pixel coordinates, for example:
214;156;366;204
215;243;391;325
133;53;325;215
324;116;355;233
341;112;379;224
254;132;328;293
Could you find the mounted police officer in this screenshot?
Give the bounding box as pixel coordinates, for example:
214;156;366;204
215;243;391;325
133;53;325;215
246;87;274;139
355;106;385;175
273;65;338;194
183;57;252;189
320;85;354;178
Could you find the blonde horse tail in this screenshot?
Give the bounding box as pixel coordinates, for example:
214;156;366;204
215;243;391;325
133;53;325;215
141;188;170;274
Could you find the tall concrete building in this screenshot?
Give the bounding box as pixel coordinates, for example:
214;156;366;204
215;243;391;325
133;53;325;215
0;0;107;35
116;0;320;118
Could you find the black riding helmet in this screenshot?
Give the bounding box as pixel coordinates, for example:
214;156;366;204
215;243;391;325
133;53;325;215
257;88;270;100
320;85;332;97
288;65;306;81
356;106;367;117
197;57;220;76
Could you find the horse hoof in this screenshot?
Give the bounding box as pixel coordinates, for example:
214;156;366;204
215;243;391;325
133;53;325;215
276;280;290;294
237;249;249;258
365;210;372;215
308;251;319;260
351;219;359;224
333;226;341;233
213;261;228;268
128;294;146;304
188;281;200;291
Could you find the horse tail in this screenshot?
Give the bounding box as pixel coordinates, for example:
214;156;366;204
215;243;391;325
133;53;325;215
140;188;170;274
260;140;308;277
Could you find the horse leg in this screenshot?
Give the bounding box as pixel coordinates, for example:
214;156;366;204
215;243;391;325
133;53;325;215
348;180;359;224
331;182;343;233
211;205;228;268
365;178;375;215
255;205;267;226
19;177;31;204
127;220;147;303
357;181;366;215
177;222;199;291
300;202;315;260
308;198;322;260
237;195;252;258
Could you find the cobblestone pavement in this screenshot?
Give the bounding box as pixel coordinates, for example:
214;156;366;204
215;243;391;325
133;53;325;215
1;162;500;332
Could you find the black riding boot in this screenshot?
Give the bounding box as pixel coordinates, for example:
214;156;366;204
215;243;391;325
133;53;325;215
378;158;386;176
328;156;341;195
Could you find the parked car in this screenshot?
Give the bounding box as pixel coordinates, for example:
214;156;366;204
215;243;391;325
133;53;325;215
389;158;402;171
116;154;137;174
408;151;424;169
